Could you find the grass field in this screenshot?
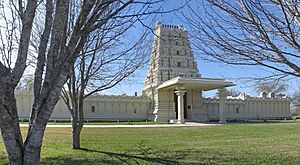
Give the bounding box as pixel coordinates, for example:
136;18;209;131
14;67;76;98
0;123;299;164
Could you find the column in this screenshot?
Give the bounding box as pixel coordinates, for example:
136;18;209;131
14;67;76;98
175;89;186;124
218;88;227;123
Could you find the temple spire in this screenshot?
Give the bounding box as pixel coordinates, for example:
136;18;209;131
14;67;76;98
143;23;201;93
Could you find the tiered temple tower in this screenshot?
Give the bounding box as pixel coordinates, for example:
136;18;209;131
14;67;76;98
143;22;201;91
143;22;202;121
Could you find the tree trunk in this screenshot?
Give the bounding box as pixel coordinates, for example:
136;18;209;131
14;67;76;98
70;89;85;149
23;129;44;165
0;126;24;165
23;118;48;165
23;102;60;164
13;71;69;165
71;104;84;149
23;71;69;164
1;70;70;165
23;111;52;164
0;87;24;165
72;123;83;149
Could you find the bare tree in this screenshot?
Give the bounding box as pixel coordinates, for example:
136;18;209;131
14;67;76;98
291;91;300;105
0;0;177;164
289;81;300;105
224;89;241;97
184;0;300;80
61;20;150;149
255;81;288;94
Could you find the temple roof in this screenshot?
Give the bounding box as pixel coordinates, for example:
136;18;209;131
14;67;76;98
156;77;235;91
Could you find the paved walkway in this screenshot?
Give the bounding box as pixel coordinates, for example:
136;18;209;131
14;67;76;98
19;122;219;128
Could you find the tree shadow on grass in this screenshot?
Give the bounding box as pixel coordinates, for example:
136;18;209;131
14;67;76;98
41;142;186;165
41;155;121;165
41;147;255;165
41;140;252;165
0;148;246;165
82;148;181;164
41;149;180;165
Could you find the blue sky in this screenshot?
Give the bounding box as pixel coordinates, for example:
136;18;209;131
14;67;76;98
102;0;299;97
2;0;297;97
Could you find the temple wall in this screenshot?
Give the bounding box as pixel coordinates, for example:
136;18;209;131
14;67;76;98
16;90;291;122
188;90;208;122
203;97;291;120
154;90;176;122
16;91;151;121
16;91;35;119
83;96;150;121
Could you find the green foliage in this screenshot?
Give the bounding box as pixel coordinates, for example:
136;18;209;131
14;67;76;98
0;123;299;164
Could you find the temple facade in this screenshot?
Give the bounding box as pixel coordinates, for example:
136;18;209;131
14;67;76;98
16;23;291;123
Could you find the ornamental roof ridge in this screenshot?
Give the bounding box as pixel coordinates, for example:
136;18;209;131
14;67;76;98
156;21;186;31
246;97;290;101
86;94;150;100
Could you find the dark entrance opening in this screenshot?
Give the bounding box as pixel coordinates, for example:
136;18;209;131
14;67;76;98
174;92;187;119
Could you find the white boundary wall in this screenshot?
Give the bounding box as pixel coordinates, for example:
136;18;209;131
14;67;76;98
15;90;291;121
203;97;291;120
16;91;150;121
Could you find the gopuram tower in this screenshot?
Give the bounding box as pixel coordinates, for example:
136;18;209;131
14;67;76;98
143;22;202;122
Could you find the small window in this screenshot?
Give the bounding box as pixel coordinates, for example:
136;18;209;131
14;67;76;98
175;42;178;45
178;61;181;67
91;106;95;113
236;107;239;113
176;51;179;55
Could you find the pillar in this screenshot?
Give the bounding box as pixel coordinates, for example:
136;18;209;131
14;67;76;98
218;88;227;123
175;88;186;124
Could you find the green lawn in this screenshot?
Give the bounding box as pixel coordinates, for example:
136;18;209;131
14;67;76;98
0;123;299;164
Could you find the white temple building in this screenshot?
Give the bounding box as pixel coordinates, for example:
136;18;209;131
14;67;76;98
16;23;291;123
